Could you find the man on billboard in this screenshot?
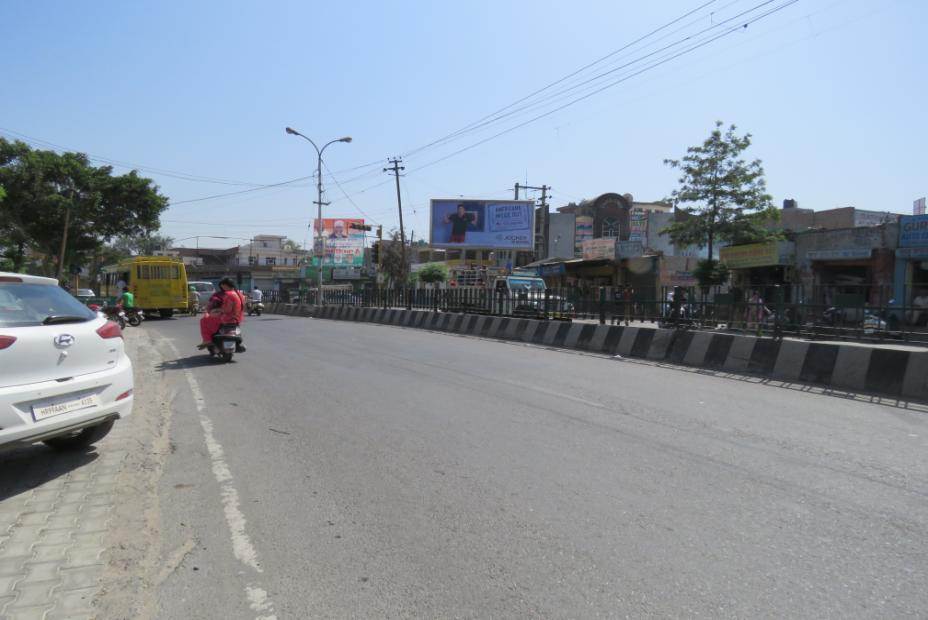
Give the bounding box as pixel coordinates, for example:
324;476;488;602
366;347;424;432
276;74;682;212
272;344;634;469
329;220;349;239
444;204;479;243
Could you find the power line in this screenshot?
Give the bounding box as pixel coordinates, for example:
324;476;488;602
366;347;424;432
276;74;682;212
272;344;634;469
401;0;723;160
405;0;798;176
167;175;313;205
402;0;783;160
322;161;381;225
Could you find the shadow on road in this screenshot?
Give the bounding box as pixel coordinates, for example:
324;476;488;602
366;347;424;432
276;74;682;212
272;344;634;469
0;444;99;501
155;354;221;371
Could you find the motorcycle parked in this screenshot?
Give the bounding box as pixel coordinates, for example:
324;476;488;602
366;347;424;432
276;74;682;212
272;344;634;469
207;324;244;363
247;300;264;316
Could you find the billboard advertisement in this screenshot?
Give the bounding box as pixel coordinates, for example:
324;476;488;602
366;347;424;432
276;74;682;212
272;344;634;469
574;215;594;256
429;199;534;249
582;238;615;261
313;218;365;266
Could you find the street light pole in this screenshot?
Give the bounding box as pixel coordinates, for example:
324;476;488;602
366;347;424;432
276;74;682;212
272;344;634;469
285;127;352;306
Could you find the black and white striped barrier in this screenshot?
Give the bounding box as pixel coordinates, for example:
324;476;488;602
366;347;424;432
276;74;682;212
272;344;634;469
265;304;928;401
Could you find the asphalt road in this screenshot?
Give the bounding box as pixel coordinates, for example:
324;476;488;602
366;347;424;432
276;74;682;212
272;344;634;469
144;313;928;619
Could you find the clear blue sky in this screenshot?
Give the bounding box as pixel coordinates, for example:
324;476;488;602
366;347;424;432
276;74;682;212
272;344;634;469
2;0;924;248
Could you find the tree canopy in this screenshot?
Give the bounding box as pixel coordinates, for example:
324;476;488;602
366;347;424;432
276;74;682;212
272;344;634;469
0;138;169;275
661;122;778;269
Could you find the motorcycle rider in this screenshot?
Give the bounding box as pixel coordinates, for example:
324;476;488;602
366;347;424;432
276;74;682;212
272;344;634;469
117;286;134;310
251;286;263;303
198;278;246;351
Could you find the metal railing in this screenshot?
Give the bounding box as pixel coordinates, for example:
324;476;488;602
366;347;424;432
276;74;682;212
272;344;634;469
266;285;928;346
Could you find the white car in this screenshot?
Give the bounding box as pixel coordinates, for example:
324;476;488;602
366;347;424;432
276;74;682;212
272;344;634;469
0;272;133;450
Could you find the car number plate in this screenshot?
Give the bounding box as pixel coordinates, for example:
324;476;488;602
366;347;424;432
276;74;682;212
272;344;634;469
32;394;100;421
223;341;236;351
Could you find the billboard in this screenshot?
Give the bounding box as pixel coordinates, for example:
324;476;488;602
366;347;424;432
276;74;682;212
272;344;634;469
313;218;365;266
430;199;534;249
574;215;594;256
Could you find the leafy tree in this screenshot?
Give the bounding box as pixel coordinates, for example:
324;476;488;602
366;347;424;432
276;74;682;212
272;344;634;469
662;122;778;275
418;262;448;285
0;138;168;275
379;230;409;287
110;232;175;256
281;238;302;252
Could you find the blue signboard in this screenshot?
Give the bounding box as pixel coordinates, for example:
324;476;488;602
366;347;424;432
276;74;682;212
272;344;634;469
899;214;928;247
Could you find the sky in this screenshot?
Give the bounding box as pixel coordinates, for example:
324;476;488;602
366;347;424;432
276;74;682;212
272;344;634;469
1;0;925;250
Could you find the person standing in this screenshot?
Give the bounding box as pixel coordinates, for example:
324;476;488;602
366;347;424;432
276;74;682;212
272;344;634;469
444;204;477;244
622;284;634;326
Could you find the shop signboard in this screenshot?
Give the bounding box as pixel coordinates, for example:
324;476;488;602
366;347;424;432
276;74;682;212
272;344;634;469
574;216;594;256
617;241;644;258
719;241;793;269
899;214;928;247
629;208;648;244
539;263;566;277
806;248;872;261
313;218;365;266
660;256;699;287
429;199;534;249
581;238;615;260
332;267;362;280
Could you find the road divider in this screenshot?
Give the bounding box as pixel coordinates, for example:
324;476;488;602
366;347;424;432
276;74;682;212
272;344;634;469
267;303;928;402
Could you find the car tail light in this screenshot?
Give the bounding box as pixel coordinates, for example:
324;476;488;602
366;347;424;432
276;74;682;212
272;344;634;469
116;389;133;401
0;335;16;350
96;321;123;339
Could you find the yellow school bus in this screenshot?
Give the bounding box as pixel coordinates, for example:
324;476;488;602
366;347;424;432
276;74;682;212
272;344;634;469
101;257;189;317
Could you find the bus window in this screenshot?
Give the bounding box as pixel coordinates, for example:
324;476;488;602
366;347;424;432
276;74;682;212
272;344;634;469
140;265;150;279
172;265;180;279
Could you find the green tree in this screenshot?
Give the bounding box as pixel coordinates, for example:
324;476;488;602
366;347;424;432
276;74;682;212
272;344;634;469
281;238;302;252
111;232;175;256
418;262;448;286
0;138;168;275
662;122;778;283
379;230;409;287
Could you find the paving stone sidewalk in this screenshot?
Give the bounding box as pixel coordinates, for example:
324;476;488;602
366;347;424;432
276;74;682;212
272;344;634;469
0;330;153;620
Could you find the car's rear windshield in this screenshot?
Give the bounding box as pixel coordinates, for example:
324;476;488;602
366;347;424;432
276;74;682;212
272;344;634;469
0;282;96;327
192;283;215;293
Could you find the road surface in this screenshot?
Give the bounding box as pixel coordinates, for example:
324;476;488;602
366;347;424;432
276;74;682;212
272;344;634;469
141;313;927;618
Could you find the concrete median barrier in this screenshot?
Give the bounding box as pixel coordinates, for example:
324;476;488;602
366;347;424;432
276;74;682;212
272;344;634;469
268;305;928;401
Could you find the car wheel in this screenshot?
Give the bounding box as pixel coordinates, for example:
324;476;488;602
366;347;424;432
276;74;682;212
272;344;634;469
43;419;115;451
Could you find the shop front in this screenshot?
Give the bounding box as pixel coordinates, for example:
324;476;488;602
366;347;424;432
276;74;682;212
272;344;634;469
795;225;897;306
894;215;928;316
719;241;795;302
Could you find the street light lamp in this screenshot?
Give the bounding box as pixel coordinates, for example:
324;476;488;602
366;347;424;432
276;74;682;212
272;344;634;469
285;127;352;305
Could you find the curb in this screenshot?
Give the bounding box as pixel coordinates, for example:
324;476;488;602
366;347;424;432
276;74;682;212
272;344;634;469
266;303;928;402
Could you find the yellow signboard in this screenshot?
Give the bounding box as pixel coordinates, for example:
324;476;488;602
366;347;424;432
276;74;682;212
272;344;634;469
720;241;791;269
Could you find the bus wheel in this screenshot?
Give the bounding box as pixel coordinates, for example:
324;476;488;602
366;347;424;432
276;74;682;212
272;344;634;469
160;309;174;319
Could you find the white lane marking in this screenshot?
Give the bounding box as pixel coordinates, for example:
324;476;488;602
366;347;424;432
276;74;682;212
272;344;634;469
166;342;278;620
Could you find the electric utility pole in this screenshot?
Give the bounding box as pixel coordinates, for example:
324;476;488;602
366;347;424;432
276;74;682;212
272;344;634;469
385;158;407;278
514;182;551;259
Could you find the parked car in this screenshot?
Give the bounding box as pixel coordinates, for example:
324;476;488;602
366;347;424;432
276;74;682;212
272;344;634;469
75;288;97;300
0;272;133;450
